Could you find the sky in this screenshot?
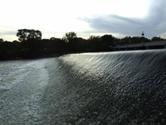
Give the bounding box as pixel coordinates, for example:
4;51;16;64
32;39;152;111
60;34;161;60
0;0;165;41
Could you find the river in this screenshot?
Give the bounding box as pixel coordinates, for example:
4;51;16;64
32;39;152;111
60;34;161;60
0;49;166;124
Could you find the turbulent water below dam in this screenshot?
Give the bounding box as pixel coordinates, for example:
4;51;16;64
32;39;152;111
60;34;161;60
0;49;166;125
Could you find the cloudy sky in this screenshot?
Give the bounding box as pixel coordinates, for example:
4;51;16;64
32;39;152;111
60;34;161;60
0;0;165;40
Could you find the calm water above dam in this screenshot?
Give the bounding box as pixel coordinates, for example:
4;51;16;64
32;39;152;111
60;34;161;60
0;49;166;125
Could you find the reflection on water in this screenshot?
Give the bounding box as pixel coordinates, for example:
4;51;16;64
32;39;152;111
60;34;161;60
42;49;166;124
1;50;166;124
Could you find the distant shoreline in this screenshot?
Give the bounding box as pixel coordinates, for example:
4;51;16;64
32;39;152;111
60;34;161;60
1;29;166;61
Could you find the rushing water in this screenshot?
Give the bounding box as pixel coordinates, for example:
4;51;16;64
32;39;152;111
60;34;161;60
0;49;166;124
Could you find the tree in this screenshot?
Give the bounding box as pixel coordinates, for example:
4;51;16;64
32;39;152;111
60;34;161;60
88;35;100;41
50;37;56;40
0;38;4;42
63;32;77;42
16;29;42;42
101;34;116;47
152;37;164;41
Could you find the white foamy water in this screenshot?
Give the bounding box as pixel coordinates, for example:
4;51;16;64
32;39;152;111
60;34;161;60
0;59;50;124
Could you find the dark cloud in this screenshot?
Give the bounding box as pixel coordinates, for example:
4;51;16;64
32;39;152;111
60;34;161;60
85;0;166;37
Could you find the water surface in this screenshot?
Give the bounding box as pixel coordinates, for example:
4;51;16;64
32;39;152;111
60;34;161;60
0;49;166;124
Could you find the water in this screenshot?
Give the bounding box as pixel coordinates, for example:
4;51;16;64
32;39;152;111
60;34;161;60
0;49;166;124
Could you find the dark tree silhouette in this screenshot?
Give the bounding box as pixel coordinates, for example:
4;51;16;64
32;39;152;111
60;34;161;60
100;35;117;49
0;38;4;42
101;35;115;42
50;37;56;40
0;28;166;60
17;29;42;42
63;32;77;42
152;37;164;41
88;35;100;41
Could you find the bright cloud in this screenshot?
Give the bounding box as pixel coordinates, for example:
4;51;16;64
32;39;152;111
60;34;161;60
0;0;155;40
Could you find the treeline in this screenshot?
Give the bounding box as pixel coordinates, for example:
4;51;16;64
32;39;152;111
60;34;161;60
0;29;165;60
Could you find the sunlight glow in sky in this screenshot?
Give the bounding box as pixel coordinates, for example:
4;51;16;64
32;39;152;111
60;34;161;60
0;0;152;40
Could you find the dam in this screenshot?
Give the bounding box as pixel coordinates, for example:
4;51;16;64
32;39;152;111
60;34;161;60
0;49;166;124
